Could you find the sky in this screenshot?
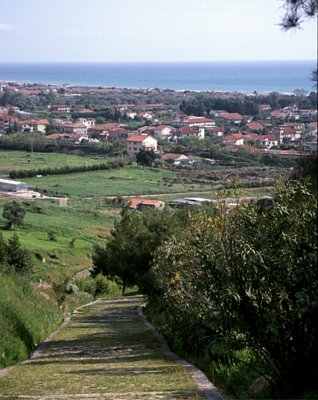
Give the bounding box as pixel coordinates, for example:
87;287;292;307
0;0;316;63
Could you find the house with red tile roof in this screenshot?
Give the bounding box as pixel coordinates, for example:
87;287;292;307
127;197;165;210
247;121;265;132
223;133;245;146
178;126;205;140
126;134;158;156
218;112;243;124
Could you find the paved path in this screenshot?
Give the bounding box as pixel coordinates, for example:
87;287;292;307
0;296;221;400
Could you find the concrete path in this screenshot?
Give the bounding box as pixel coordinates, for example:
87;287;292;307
0;296;222;400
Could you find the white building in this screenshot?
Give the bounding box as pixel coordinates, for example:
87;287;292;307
154;125;175;140
127;134;158;156
77;118;96;128
0;179;29;192
183;116;216;128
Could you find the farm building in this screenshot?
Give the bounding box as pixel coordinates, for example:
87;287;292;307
127;197;165;211
0;179;29;192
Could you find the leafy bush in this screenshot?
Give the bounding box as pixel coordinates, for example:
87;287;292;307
2;201;26;229
0;233;32;275
151;181;317;397
75;274;121;298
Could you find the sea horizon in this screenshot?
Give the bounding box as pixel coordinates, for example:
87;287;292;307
0;60;316;93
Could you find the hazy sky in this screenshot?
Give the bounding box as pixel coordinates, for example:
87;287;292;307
0;0;316;62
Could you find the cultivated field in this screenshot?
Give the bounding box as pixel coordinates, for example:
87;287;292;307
23;166;212;198
0;150;274;284
0;150;109;176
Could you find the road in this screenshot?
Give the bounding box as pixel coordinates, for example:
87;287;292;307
0;296;222;400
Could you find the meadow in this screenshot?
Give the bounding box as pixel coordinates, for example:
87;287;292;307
0;150;109;176
23;166;211;198
0;198;118;283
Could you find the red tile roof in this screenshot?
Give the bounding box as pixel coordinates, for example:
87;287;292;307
127;134;150;143
247;121;264;130
219;112;243;121
128;197;164;209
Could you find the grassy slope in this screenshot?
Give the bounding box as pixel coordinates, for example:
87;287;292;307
0;274;62;368
0;199;117;283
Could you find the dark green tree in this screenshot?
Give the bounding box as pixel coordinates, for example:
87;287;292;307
92;208;182;294
0;233;7;267
2;201;26;229
5;234;32;274
136;149;157;166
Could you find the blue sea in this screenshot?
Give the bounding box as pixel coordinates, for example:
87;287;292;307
0;61;316;93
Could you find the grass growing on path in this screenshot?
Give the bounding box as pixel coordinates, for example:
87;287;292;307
0;296;205;399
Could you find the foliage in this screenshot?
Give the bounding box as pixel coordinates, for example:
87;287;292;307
292;155;318;191
0;233;32;274
0;134;124;156
76;274;122;298
281;0;317;29
8;159;126;179
136;149;158;166
2;201;26;229
151;181;317;398
92;208;187;294
5;234;33;274
180;92;317;117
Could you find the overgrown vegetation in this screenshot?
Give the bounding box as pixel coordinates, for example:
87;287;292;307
0;134;124;155
92;172;317;398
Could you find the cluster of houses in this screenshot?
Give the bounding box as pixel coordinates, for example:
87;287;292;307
0;81;317;158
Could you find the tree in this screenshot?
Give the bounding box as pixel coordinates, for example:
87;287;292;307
281;0;317;29
2;201;26;229
152;181;318;397
136;149;157;166
5;234;32;274
0;233;7;267
92;208;184;294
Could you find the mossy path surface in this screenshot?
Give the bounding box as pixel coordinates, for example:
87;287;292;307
0;296;207;400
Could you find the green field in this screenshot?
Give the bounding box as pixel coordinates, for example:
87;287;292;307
0;150;110;176
0;198;118;283
24;166;212;198
0;151;274;284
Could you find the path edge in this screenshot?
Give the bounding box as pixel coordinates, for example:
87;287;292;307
0;299;101;378
138;306;224;400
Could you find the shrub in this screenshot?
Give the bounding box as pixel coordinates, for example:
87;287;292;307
2;201;26;229
151;181;317;397
76;276;97;297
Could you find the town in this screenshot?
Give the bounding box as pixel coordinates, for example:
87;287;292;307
0;81;317;163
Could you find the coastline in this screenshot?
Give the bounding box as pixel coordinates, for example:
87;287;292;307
0;60;315;94
0;78;306;96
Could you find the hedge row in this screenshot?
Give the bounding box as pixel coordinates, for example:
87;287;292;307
9;160;127;179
